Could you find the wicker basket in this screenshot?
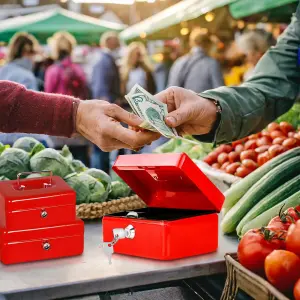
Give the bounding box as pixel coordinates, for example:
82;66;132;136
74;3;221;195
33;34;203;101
221;253;290;300
76;195;146;220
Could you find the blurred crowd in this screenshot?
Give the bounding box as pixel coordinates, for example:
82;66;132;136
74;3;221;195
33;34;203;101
0;27;274;174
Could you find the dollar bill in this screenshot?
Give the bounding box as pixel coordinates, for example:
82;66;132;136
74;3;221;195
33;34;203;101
126;84;178;138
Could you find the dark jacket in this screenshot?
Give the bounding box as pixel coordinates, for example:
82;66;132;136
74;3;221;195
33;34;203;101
91;51;121;103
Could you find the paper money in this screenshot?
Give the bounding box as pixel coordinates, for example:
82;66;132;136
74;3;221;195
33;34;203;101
126;84;178;138
125;84;199;145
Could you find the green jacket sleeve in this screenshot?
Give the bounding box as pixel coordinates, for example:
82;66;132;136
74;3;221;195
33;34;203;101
199;8;300;144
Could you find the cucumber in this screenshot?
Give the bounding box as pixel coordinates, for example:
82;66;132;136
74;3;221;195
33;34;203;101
222;147;300;213
240;190;300;236
221;155;300;233
236;174;300;236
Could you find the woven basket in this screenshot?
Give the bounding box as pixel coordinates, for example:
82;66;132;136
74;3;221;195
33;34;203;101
221;253;290;300
76;195;146;220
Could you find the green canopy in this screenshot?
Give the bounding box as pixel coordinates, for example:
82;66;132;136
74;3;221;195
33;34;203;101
120;0;236;42
0;8;126;44
229;0;298;20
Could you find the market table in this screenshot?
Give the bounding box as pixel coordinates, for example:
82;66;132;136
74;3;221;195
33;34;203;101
0;220;238;300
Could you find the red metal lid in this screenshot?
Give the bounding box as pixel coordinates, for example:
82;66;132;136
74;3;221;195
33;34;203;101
112;153;224;212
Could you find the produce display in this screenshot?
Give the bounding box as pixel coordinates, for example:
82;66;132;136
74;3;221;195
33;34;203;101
276;102;300;131
221;147;300;234
204;122;300;178
153;136;213;160
0;137;131;204
237;208;300;298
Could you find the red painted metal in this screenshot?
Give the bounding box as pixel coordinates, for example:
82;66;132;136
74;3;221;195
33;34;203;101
103;153;224;260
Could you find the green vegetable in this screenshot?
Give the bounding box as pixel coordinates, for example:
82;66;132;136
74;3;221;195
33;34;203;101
65;173;106;204
173;141;193;154
71;160;87;173
31;143;45;157
221;155;300;233
237;174;300;236
276;103;300;130
0;143;10;155
30;148;71;178
83;168;111;188
59;145;73;164
0;148;30;179
109;181;131;199
240;190;300;236
153;139;177;153
0;175;9;181
26;173;45;179
223;147;300;214
13;137;42;153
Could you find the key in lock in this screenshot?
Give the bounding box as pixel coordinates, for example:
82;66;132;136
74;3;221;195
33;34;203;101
102;225;135;265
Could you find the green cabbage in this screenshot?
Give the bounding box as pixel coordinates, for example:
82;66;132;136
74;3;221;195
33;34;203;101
65;173;106;204
13;137;43;153
0;148;30;179
109;181;131;199
26;173;45;179
83;168;111;188
30;148;71;178
71;160;87;173
59;145;73;164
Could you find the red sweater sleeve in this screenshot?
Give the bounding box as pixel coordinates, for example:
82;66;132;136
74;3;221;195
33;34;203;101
0;80;80;137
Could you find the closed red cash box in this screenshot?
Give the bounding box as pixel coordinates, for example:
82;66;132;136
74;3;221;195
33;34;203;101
0;172;84;264
102;153;224;261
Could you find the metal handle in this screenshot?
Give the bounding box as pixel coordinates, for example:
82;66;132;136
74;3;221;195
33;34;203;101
42;242;51;251
40;209;48;218
17;171;53;190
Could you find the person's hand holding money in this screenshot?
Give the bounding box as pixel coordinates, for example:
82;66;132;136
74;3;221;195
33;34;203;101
76;100;160;152
155;87;218;136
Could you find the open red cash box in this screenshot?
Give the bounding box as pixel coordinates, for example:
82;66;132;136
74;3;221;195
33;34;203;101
102;153;224;261
0;172;84;265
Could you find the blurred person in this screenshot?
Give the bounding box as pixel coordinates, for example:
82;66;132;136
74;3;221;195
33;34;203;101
45;31;89;99
153;45;179;93
90;31;122;173
91;31;121;103
0;32;39;90
0;80;159;152
167;28;224;93
236;30;270;81
120;42;156;96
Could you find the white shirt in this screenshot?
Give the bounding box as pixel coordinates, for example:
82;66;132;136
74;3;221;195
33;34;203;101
126;67;147;93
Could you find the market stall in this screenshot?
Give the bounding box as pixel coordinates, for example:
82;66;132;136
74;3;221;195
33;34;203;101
0;7;126;44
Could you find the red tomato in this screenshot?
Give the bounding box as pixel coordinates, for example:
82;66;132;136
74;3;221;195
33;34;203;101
240;150;257;161
286;207;300;222
294;132;300;140
280;122;294;135
272;137;285;145
238;228;286;274
228;151;240;163
294;278;300;300
225;162;241;175
288;131;296;138
203;152;218;165
220;161;230;171
211;163;221;169
282;138;298;149
255;145;270;154
241;159;258;171
265;250;300;292
286;220;300;256
244;140;257;150
267;122;280;132
232;137;248;147
268;145;286;159
257;152;270;166
218;153;229;165
261;129;271;138
235;166;252;178
235;144;244;154
268;207;296;231
256;136;272;147
248;133;260;140
270;130;285;140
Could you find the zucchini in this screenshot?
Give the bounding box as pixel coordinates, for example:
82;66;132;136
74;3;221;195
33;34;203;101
236;174;300;236
222;147;300;213
221;155;300;233
240;190;300;236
